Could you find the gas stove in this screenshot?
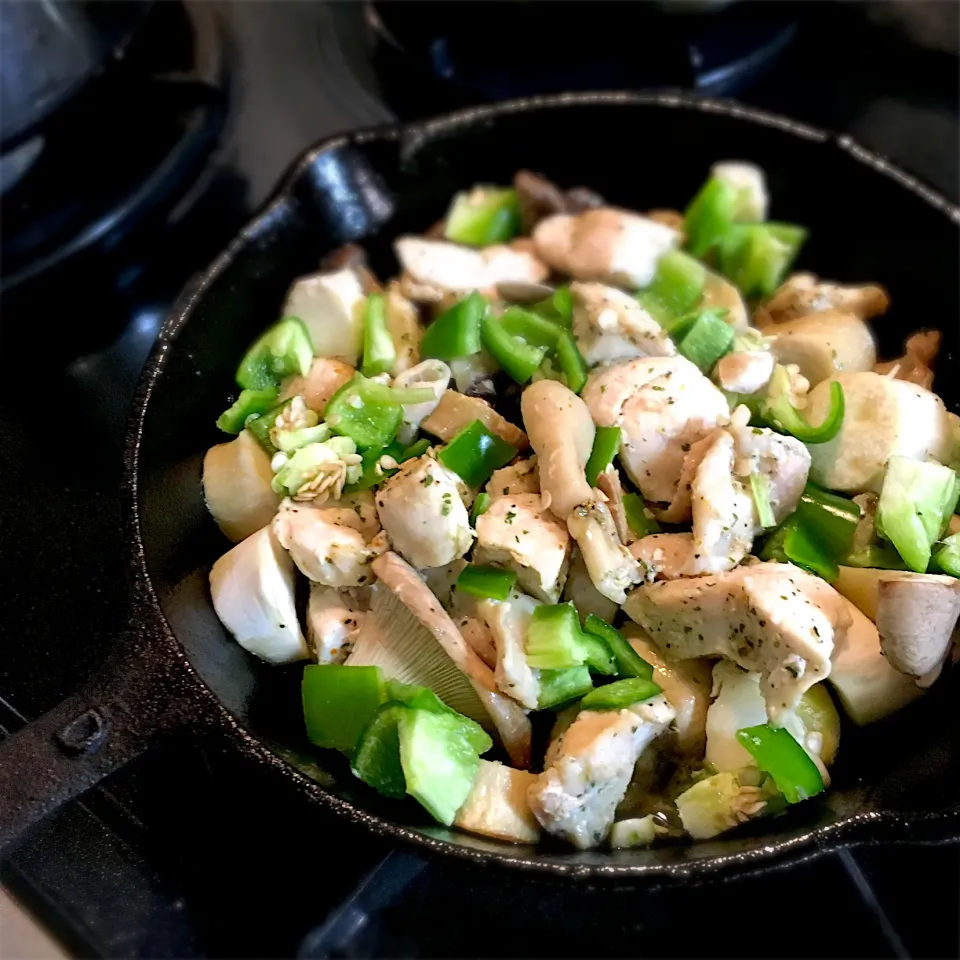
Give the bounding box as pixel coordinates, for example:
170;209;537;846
0;2;957;957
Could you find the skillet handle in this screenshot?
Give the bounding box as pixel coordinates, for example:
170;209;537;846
0;614;190;857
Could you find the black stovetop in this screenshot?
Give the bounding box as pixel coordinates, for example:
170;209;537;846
1;2;958;957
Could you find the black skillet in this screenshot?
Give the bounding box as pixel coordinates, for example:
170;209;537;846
2;93;959;882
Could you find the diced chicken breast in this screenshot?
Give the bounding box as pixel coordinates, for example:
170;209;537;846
282;268;365;366
528;695;675;849
570;282;675;367
272;498;376;587
582;356;730;504
623;561;851;722
280;357;356;415
533;208;679;289
375;455;473;570
384;282;423;376
769;311;876;387
755;273;890;328
454;760;541;844
630;532;696;581
715;350;775;394
477;590;542;710
474;494;570;602
487;457;540;498
394;237;548;299
306;584;367;664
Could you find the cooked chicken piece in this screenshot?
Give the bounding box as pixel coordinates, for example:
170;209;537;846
582;356;730;505
570;282;675;366
487;457;540;499
422;390;528;449
754;272;890;328
769;310;877;387
715;350;775;394
875;329;941;390
533;208;679;289
474;493;570;603
732;419;809;516
561;547;619;624
630;532;696;581
700;270;750;331
711;161;769;221
375;455;473;570
393;358;450;443
622;624;711;755
306;584;367;664
477;590;542;710
325;489;381;540
647;208;685;234
282;268;366;366
527;695;675;849
454;759;541;844
623;561;852;722
383;282;423;376
646;430;716;525
272;498;377;587
394;237;548;300
280;357;356;415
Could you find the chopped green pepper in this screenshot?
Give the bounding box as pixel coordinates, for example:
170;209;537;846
470;492;491;524
456;564;517;601
537;666;594;710
760;515;839;582
635;289;676;329
399;438;430;462
526;602;586;670
499;305;563;350
352;702;409;798
735;723;824;804
622;493;662;539
324;375;432;450
361;293;396;377
582;615;654;680
750;474;777;530
718;222;807;299
531;286;573;329
684;176;738;258
578;630;618;676
585;426;621;487
444;186;520;246
795;483;860;558
933;533;960;577
645;249;707;315
555;329;589;394
421;292;486;361
302;664;387;754
762;367;844;444
245;397;294;455
385;680;457;716
438;419;517;488
216;387;279;434
579;677;662;712
674;307;734;372
480;313;548;384
236;316;314;390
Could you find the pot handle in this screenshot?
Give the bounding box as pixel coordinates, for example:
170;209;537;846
0;612;191;856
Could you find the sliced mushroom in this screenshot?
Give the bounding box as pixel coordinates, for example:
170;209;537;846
513;170;606;233
769;310;877;387
755;272;890;328
495;280;556;304
595;467;629;545
875;329;941;390
421;390;528;449
320;243;382;294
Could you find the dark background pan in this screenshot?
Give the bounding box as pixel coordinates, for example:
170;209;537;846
1;93;958;881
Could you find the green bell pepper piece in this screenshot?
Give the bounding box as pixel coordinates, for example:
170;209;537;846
324;375;432;450
555;329;589;394
361;293;396;377
622;493;661;539
216;387;279;434
499;305;563;350
645;249;707;316
718;222;807;299
236;316;314;390
674;308;734;372
735;723;824;804
456;564;517;601
579;677;662;712
480;313;548;384
444;186;520;246
582;615;654;680
762;367;845;444
437;419;517;488
537;666;594;710
526;602;586;670
585;426;621;487
531;286;573;329
470;492;491;524
760;515;839;582
352;702;410;799
750;473;777;530
684;176;738;258
385;680;457;716
245;397;294;455
302;664;387;754
421;292;487;360
795;483;861;557
932;533;960;577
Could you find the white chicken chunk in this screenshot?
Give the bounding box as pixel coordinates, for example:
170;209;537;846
623;561;852;722
630;532;696;581
272;498;377;587
394;237;548;299
306;584;367;664
477;590;542;710
715;350;774;394
527;695;675;849
486;457;540;498
282;268;365;366
375;455;473;569
533;208;679;289
582;356;730;504
474;494;570;602
570;282;675;367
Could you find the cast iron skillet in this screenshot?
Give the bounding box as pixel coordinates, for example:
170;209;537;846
2;93;959;882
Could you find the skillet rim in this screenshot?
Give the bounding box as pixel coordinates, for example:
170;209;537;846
125;90;960;881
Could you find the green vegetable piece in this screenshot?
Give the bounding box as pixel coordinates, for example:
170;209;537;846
444;186;520;247
302;664;387;754
276;422;331;454
583;615;654;680
718;222;807;299
361;293;396;378
470;492;492;524
457;564;517;601
397;709;492;825
795;483;860;558
750;474;777;530
635;289;676;329
343;441;402;493
352;703;409;799
216;387;279;435
622;493;661;538
236;316;314;390
760;515;839;582
579;631;618;676
580;677;662;712
271;436;360;496
531;286;573;329
438;419;517;488
537;666;594;710
684;176;738;258
385;680;457;716
421;292;486;361
325;374;404;450
841;543;908;570
481;313;547;384
585;426;621;487
399;438;431;462
933;533;960;577
645;249;707;315
762;367;844;444
526;602;586;670
675;308;734;372
555;329;589;394
499;305;564;350
245;397;293;455
877;456;960;573
735;723;824;804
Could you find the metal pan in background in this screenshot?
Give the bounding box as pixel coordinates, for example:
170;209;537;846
1;92;958;882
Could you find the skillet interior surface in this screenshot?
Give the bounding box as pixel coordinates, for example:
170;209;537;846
133;94;960;879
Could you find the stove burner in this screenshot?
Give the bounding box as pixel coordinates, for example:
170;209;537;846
0;0;231;294
366;0;798;119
